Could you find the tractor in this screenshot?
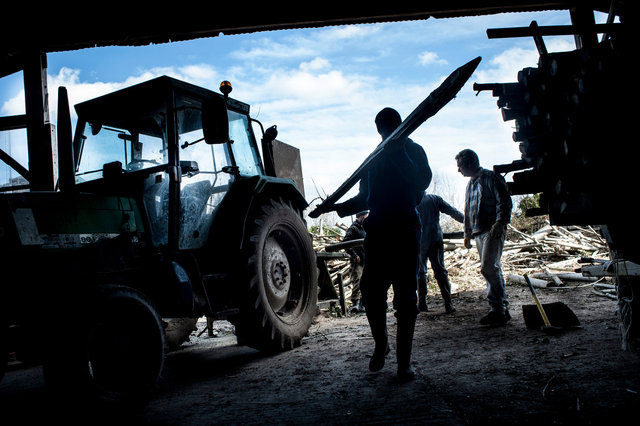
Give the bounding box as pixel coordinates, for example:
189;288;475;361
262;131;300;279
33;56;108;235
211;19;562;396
0;76;317;406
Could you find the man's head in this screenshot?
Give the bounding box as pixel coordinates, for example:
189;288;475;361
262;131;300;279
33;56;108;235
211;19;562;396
375;107;402;139
356;210;369;221
455;149;481;178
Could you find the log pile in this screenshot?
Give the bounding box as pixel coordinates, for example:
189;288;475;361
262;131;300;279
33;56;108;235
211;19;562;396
312;222;613;299
313;225;355;296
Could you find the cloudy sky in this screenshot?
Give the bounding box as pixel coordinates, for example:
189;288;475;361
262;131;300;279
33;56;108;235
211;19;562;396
2;10;606;223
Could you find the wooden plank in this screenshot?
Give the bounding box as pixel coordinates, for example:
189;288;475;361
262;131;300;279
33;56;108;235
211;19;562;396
309;56;481;218
324;238;364;252
316;251;351;259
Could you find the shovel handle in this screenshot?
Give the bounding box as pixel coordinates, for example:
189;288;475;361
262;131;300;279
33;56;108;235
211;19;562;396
524;274;552;327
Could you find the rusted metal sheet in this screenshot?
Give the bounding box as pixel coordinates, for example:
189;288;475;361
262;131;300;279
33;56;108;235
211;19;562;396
272;139;305;198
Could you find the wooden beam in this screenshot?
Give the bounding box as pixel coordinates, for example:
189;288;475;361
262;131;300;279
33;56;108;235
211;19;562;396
22;51;55;191
0;114;27;131
0;148;31;181
486;23;621;39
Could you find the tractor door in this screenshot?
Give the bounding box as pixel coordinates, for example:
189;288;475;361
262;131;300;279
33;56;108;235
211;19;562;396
176;97;234;250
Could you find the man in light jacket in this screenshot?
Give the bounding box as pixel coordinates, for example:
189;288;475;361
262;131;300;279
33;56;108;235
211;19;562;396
456;149;512;325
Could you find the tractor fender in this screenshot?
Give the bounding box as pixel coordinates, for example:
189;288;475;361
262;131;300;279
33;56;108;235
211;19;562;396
200;174;309;266
237;175;308;251
248;175;307;210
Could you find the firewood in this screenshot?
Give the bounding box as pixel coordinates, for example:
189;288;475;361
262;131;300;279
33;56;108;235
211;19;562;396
311;222;612;299
508;274;549;288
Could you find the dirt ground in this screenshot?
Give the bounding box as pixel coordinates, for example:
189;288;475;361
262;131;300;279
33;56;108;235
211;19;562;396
2;274;639;425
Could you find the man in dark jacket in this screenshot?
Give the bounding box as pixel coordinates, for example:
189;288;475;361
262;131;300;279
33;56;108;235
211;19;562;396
343;210;368;313
456;149;512;325
417;193;464;313
318;107;431;381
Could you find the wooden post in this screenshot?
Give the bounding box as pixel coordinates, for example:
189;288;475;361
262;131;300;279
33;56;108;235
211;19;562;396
23;51;55;191
207;317;214;337
337;272;346;316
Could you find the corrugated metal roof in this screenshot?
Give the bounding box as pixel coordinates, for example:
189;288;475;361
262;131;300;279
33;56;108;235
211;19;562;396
0;1;621;77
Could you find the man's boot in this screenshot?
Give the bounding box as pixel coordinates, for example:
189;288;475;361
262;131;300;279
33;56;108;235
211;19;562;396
396;314;417;382
417;276;428;312
366;310;389;372
443;290;456;314
444;300;456;314
436;276;455;313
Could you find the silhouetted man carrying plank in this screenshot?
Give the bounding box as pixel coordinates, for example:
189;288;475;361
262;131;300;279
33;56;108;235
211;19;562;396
310;57;482;381
314;107;431;381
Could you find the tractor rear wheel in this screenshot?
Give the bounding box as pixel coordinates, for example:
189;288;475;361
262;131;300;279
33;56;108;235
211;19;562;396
235;198;317;351
43;284;166;408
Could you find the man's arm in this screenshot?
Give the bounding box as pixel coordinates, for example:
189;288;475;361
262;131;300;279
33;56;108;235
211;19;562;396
487;172;512;239
493;173;513;225
436;195;464;223
334;177;369;218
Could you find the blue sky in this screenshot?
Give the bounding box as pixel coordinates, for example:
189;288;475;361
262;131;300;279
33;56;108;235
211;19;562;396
2;10;605;223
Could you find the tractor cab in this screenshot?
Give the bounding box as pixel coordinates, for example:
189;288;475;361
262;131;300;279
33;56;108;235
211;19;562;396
69;76;264;250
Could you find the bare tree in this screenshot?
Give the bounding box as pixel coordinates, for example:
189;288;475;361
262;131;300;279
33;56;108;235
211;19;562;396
426;171;465;233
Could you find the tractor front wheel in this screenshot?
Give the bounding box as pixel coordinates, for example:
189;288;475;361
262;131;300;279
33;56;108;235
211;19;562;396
235;198;317;351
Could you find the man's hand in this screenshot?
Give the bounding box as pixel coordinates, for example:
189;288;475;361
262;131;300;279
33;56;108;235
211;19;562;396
309;203;330;218
464;238;472;249
490;223;505;239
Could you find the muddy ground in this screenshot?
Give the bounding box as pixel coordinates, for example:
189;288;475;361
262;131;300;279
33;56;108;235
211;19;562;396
1;275;639;425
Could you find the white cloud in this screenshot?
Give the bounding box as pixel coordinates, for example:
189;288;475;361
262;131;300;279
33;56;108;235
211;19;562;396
1;91;25;116
178;64;219;86
231;36;316;61
230;24;383;65
418;51;448;66
476;46;540;83
300;57;330;72
320;24;382;41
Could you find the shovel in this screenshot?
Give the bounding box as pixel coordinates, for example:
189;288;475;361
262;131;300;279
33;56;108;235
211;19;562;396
522;274;580;334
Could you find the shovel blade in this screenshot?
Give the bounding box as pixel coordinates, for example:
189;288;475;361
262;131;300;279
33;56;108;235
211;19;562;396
522;302;580;330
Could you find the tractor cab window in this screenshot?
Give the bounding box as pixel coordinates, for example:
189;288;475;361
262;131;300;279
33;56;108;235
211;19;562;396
228;110;262;176
74;122;165;182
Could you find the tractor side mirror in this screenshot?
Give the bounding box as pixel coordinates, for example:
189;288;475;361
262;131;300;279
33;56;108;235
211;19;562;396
202;96;229;145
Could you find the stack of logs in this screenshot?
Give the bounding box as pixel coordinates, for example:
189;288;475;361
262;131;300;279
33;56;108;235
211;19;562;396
313;222;616;302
